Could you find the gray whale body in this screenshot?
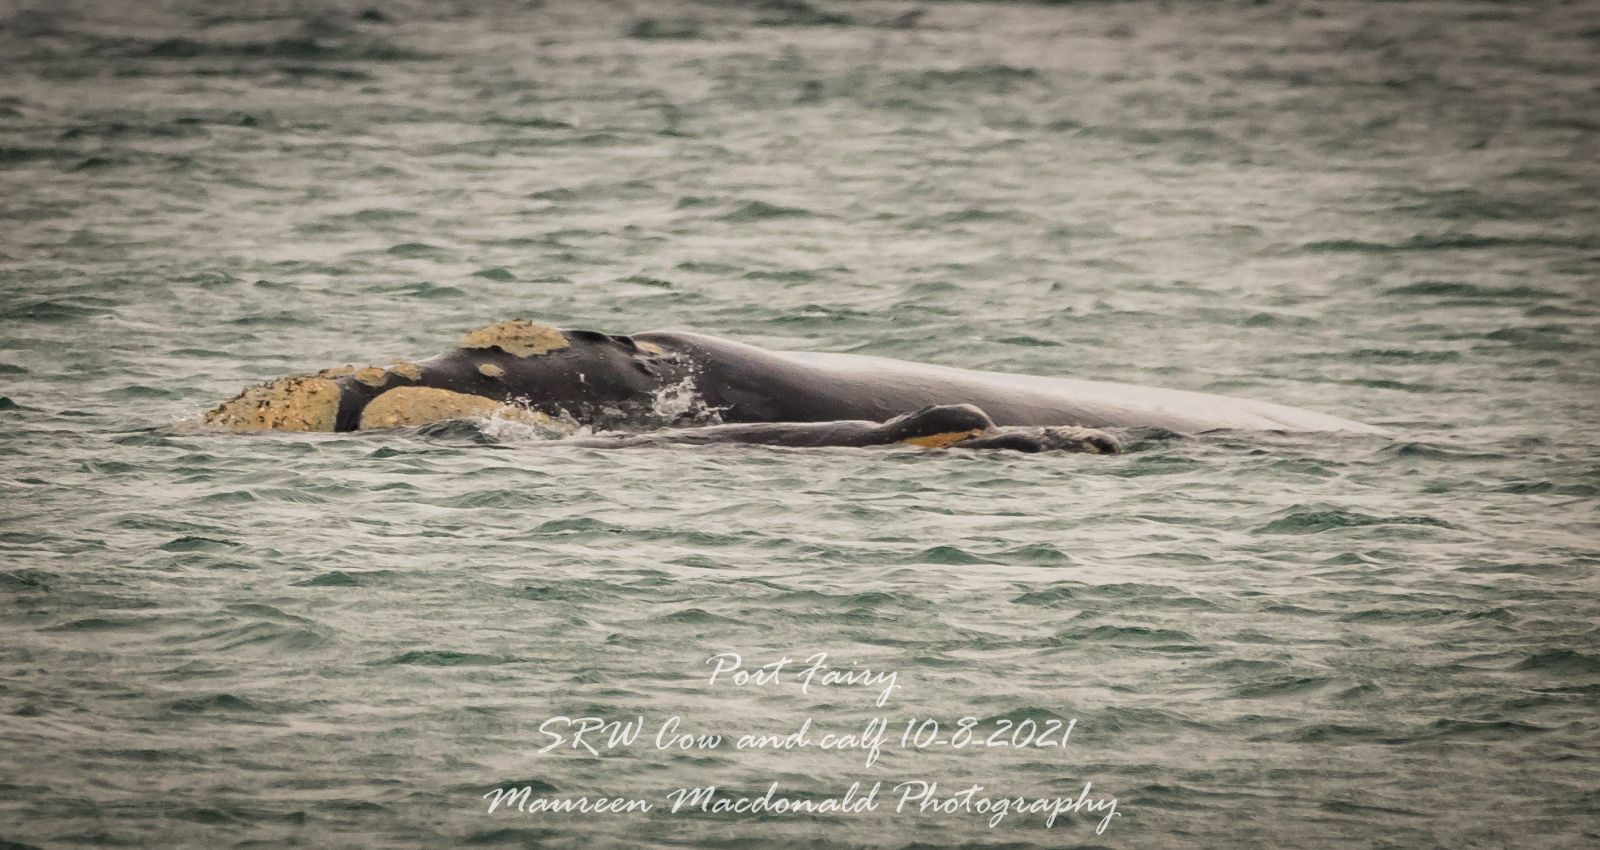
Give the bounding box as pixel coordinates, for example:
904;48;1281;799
200;319;1381;448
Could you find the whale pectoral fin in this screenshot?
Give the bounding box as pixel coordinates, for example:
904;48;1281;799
873;405;1122;454
876;404;997;448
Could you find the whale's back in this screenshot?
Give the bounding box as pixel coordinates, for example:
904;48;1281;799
648;331;1384;434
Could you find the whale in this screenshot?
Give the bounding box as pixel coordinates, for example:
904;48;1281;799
201;319;1382;450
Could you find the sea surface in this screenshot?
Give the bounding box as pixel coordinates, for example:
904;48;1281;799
2;1;1598;847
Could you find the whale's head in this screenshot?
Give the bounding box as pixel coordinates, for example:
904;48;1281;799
201;319;684;433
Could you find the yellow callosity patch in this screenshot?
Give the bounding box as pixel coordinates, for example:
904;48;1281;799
356;387;564;431
457;320;569;358
203;376;341;432
900;429;987;448
314;365;358;379
353;366;387;387
478;363;505;378
636;340;665;355
387;361;423;380
358;387;501;429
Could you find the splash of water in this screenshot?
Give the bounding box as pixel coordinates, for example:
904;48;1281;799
473;406;581;442
650;374;723;426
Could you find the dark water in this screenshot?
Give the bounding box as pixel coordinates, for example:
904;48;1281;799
3;1;1599;847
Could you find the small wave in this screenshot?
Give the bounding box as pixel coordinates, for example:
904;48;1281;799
0;145;71;167
1484;324;1582;351
719;200;814;221
1382;280;1560;300
1379;440;1507;461
135;35;431;62
1254;508;1454;535
292;571;365;587
0;298;104;321
0;570;49;591
1514;650;1600;675
385;241;449;258
1256;723;1388;744
46;616;150;632
973;706;1074;726
1344;347;1462;364
907;64;1041;91
657;607;742;625
465;778;558;796
369;281;465;299
379;651;519;666
1228;676;1333;699
182;620;329;653
907;545;988;565
1337;607;1503;624
165;693;267;714
1054;625;1202;648
1419;718;1552;741
528;517;626;536
487;115;573;130
1302;233;1594;253
516;583;601;603
158;536;240;551
1085;706;1196;733
627;17;704;40
741;269;819;283
755;0;854;27
223;603;312;623
1010;585;1079;606
995;335;1063;347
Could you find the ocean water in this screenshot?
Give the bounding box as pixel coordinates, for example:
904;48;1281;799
2;0;1598;847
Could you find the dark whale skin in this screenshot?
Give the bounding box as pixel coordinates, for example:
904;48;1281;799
635;330;1383;434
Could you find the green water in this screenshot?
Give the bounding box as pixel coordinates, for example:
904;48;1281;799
2;1;1598;847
